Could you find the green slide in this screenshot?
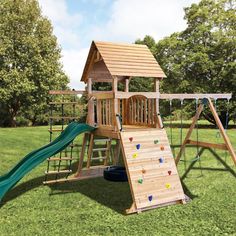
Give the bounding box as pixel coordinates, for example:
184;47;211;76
0;122;96;202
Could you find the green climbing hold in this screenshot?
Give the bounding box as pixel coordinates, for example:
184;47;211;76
154;140;159;144
138;179;143;184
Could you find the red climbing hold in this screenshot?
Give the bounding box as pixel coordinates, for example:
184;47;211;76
142;169;146;174
168;170;171;175
160;146;165;151
129;137;133;142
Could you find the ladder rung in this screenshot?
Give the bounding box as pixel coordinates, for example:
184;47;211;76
48;129;63;132
94;138;111;142
49;102;77;105
45;170;72;175
91;156;107;160
47;157;76;161
92;148;108;152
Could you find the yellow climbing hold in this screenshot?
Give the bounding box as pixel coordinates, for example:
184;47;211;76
165;183;171;189
132;153;138;158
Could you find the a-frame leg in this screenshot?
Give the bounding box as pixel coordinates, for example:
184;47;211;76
175;103;204;165
208;99;236;165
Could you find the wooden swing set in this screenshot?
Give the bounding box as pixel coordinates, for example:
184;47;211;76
45;41;236;214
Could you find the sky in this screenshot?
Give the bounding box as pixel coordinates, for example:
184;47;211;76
38;0;200;90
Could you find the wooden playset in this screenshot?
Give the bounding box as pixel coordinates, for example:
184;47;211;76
44;41;236;214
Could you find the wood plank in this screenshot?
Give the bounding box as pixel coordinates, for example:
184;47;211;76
208;98;236;165
106;64;163;70
160;93;232;100
95;41;147;48
49;90;85;95
115;92;159;99
120;129;185;212
110;71;165;78
187;139;228;150
175;104;204;165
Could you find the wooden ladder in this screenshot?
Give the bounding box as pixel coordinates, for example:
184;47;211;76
86;134;112;168
74;133;112;178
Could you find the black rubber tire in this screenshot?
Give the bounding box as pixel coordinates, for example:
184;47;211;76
103;166;128;182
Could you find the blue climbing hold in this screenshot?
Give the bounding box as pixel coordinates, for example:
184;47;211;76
159;158;164;163
136;144;141;150
148;195;153;202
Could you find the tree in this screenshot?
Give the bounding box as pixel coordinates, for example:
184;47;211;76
0;0;68;127
137;0;236;124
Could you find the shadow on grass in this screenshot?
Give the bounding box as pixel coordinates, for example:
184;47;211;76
0;161;132;214
49;177;132;214
1;148;235;213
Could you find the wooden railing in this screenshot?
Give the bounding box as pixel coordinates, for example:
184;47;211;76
127;95;156;127
95;98;113;126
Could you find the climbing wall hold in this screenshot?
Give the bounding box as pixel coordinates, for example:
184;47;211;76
160;146;165;151
148;195;153;202
168;170;172;175
129;137;133;142
132;153;138;158
154;140;159;144
138;178;143;184
136;144;141;150
159;158;164;163
165;183;171;189
142;169;146;174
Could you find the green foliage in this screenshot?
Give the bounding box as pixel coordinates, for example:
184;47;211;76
0;125;235;235
0;0;69;127
138;0;236;124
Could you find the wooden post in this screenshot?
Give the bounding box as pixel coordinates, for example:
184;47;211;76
124;78;129;125
208;98;236;165
87;77;94;125
74;133;89;177
154;78;160;128
175;103;204;165
113;76;118;131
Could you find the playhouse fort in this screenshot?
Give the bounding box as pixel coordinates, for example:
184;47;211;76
0;41;235;214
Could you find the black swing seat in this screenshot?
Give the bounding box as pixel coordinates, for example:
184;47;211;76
103;166;128;182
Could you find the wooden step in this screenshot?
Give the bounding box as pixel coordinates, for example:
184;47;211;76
92;148;108;152
45;170;72;175
48;129;63;132
91;156;107;160
93;138;111;142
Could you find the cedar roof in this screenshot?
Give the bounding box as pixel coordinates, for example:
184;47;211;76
81;41;166;82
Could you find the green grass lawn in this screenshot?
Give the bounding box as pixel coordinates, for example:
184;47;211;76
0;124;235;236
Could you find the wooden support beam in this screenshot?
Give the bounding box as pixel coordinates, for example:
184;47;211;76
86;133;94;168
160;93;232;100
49;90;85;95
112;76;119;131
91;91;114;99
87;77;94;125
115;92;159;99
187;139;228;150
207;98;236;165
175;103;204;165
75;133;89;177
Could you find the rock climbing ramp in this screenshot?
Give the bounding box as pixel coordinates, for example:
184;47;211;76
120;128;186;213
